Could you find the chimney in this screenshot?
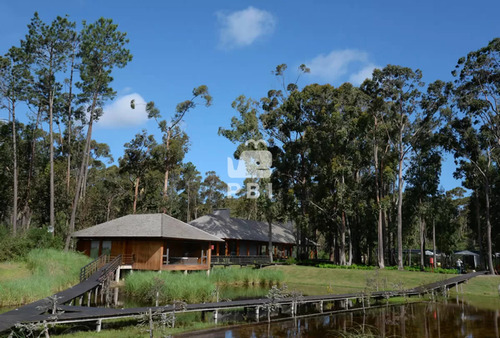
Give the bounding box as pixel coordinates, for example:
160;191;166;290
213;208;230;220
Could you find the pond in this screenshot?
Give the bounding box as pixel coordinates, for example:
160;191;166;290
178;301;500;337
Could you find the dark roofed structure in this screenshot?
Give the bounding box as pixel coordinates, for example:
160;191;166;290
189;209;295;258
73;214;222;273
73;213;222;242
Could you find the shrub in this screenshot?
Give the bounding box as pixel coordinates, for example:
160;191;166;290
0;227;63;262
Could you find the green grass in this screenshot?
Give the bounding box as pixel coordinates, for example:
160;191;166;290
266;265;455;295
124;267;284;304
210;266;283;286
0;262;31;282
0;248;92;306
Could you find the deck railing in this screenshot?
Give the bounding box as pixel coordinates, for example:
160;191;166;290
110;254;135;265
211;255;271;266
98;254;122;283
79;255;109;282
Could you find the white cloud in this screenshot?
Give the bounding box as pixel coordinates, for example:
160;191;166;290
98;93;148;128
306;49;379;85
217;7;276;48
349;63;378;85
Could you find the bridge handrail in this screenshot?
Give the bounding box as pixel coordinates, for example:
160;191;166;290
79;255;109;282
98;254;122;283
211;255;271;265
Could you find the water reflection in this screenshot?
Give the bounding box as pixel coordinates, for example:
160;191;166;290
180;302;500;338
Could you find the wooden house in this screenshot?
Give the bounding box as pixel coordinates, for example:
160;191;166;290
73;213;224;272
189;209;295;259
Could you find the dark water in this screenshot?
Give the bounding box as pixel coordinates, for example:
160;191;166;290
179;302;500;338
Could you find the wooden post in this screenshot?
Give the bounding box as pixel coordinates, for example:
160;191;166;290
255;306;260;322
214;310;218;324
159;243;164;270
149;308;153;338
96;319;102;332
87;291;91;307
207;243;212;268
79;296;83;306
115;267;120;282
95;287;99;304
319;300;323;313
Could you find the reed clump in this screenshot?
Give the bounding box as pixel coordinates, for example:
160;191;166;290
0;249;92;306
124;267;283;304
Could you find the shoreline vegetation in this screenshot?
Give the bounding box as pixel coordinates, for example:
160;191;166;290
0;249;91;307
123;267;284;304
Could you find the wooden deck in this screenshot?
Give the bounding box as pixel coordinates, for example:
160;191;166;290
0;270;487;334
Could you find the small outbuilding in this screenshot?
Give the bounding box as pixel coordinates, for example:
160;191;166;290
73;213;224;272
189;209;295;259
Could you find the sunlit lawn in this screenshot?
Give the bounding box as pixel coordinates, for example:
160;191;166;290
266;265;456;295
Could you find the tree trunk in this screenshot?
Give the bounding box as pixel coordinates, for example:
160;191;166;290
347;224;352;266
163;129;171;209
373;122;385;269
419;214;425;270
49;90;55;235
340;211;346;265
397;132;404;270
432;219;437;269
475;192;484;269
107;194;115;221
485;180;495;274
66;47;76;194
11;102;18;236
65;92;98;251
133;176;140;214
23;107;42;230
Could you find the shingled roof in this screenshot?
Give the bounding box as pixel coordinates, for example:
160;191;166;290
189;209;295;244
72;214;224;242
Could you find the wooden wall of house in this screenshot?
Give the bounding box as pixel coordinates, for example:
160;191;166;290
76;240;91;256
129;240;162;270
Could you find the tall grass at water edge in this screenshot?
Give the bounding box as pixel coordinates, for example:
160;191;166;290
124;267;284;304
0;248;92;306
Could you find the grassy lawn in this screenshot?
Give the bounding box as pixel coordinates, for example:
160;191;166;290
267;265;455;295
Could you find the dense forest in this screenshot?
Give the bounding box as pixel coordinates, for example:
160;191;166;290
0;14;498;272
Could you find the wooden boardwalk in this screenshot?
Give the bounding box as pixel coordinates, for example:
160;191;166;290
0;257;119;333
0;270;487;334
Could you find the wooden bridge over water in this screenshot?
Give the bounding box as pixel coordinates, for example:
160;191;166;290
0;259;487;335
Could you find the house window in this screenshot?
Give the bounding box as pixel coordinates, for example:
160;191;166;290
101;241;111;256
228;241;237;256
90;240;99;259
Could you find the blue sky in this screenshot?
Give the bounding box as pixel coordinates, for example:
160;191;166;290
1;0;499;192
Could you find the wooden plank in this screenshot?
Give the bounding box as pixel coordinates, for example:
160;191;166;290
207;242;212;267
130;240;162;270
161;264;209;271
